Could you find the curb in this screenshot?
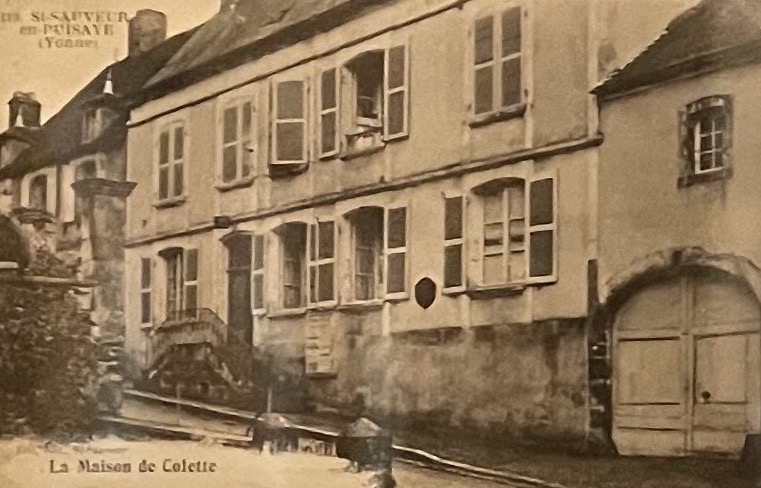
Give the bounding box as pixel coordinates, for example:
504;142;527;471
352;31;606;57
122;389;566;488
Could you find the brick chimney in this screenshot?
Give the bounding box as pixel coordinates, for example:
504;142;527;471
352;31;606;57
220;0;239;12
128;9;167;56
8;92;41;129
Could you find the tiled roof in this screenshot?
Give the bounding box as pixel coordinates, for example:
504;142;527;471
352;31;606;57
141;0;398;102
0;27;197;180
594;0;761;98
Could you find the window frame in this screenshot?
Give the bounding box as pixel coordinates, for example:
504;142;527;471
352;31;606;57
307;219;337;307
278;222;307;311
81;107;102;144
470;4;525;124
318;67;341;159
155;121;188;206
218;97;255;188
442;193;466;293
480;181;526;286
271;78;309;169
347;207;385;303
679;95;732;187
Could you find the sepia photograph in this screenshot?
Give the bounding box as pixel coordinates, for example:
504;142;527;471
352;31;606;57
0;0;758;486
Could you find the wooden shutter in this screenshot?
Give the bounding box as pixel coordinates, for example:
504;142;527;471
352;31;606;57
528;177;555;279
474;15;495;115
172;126;184;197
273;80;307;165
385;206;407;294
184;248;199;314
384;44;409;140
319;68;339;157
140;257;152;324
158;130;169;200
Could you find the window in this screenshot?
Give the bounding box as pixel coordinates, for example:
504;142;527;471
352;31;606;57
319;68;340;158
343;44;409;152
279;223;307;309
29;174;47;211
140;257;152;325
252;235;265;311
157;124;185;201
221;101;254;183
271;80;307;173
443;196;464;289
308;221;336;304
161;247;198;321
680;96;732;185
473;7;522;116
476;176;555;286
82;107;101;143
385;207;407;295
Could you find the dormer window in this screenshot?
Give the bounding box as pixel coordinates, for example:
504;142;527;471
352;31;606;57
82;107;101;143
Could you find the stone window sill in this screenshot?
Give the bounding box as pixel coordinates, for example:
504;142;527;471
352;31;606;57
678;166;732;188
267;308;307;319
339;143;385;161
307;301;338;312
468;103;527;128
466;283;527;299
215;175;256;192
153;196;186;209
337;300;384;313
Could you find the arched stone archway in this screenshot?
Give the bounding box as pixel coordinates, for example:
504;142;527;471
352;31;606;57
594;248;761;457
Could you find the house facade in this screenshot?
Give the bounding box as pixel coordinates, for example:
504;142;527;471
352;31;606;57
0;10;189;339
594;0;761;457
124;0;690;448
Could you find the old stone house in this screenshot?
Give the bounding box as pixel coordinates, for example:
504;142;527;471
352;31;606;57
122;0;692;449
0;10;191;337
593;0;761;457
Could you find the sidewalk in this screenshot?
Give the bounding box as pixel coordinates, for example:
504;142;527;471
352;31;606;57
118;390;745;488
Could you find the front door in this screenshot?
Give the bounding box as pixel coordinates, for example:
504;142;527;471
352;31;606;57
226;234;253;345
612;271;760;456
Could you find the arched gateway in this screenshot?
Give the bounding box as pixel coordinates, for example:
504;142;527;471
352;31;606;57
610;265;760;457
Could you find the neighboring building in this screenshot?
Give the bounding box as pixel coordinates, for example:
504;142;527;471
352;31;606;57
123;0;690;449
0;10;192;337
594;0;761;457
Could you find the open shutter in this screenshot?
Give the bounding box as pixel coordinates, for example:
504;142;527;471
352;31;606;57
385;206;408;295
184;248;199;315
272;80;307;168
528;176;555;280
384;44;409;141
319;68;340;158
140;257;152;325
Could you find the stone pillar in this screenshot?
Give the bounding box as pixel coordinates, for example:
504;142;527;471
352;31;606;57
72;178;136;337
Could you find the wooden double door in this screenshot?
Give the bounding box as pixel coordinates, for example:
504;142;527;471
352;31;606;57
612;271;760;456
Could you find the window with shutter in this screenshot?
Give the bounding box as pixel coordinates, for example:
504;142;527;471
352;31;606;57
279;223;307;309
384;44;409;140
184;248;199;317
319;69;339;158
156;123;186;203
349;207;384;301
272;80;307;173
472;7;523;121
308;221;336;304
163;249;183;321
220;100;254;184
140;257;152;325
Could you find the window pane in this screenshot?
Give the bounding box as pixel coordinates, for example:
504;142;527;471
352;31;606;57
529;230;553;277
277;81;304;119
309;266;317;303
252;274;264;309
387;91;405;136
174;127;184;159
387;252;406;293
387;208;406;248
484;222;504;248
185;249;198;282
508;219;525;251
474;66;493;114
483;254;505;284
223;107;238;144
508;185;525;218
222;146;238;182
185;284;198;311
357;247;375;274
276;122;305;161
173;163;183;196
356;275;373;301
321;112;336;154
483;192;503;223
699;153;714;171
388;46;406;89
242;103;252;135
444;244;462;288
141;258;151;288
319;221;335;259
253;235;264;270
444;196;463;240
509;250;526;281
474;16;494;64
530;179;553;226
158;167;169;200
309;224;317;261
141;292;151;323
501;57;521;107
321;69;336;109
319;263;334;301
502;8;521;57
159;131;169;165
